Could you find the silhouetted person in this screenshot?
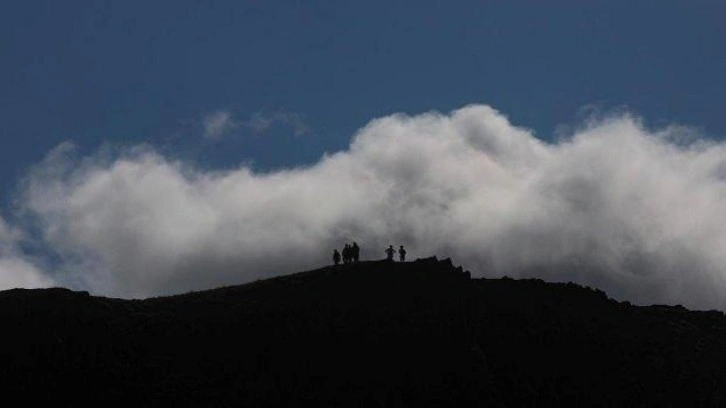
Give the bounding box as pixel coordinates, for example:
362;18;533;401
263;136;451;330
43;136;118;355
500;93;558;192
333;249;341;265
343;244;351;264
352;242;360;262
398;246;406;262
385;245;395;261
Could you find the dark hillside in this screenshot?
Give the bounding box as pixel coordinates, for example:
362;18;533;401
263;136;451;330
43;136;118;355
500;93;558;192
471;278;726;406
1;258;725;406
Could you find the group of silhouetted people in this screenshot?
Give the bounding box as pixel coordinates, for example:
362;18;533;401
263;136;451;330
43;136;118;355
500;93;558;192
333;242;360;265
385;245;406;262
332;242;407;265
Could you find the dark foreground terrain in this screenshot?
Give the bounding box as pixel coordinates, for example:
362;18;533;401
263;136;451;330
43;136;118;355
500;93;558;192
2;258;726;406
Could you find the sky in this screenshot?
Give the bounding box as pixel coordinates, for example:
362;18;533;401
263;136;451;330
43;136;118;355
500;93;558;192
3;1;726;308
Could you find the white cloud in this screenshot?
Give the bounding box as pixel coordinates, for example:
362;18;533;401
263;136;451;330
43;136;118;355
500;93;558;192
18;104;726;309
0;257;55;290
0;215;17;244
0;213;55;290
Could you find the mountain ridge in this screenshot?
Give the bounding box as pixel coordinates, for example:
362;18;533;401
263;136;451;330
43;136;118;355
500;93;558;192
2;257;725;406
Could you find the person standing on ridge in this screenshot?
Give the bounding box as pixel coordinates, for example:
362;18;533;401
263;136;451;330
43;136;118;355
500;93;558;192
333;249;341;265
385;245;395;261
352;242;360;262
342;244;350;264
398;245;406;262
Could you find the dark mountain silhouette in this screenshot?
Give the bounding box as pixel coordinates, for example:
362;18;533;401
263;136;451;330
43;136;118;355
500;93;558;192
2;257;726;406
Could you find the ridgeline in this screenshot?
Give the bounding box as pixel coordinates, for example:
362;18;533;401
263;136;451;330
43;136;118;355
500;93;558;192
2;257;726;406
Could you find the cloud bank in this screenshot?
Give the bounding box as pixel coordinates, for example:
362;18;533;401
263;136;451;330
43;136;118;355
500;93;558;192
10;104;726;309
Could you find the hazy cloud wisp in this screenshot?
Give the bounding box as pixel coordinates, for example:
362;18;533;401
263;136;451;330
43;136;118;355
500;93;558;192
201;110;310;140
246;111;310;136
202;110;237;140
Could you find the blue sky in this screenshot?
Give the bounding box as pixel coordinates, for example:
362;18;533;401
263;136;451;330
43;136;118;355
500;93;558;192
3;1;725;187
4;1;726;305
